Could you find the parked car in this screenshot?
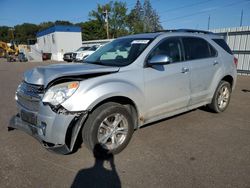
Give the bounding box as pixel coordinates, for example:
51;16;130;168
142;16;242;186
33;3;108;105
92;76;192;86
42;53;52;61
18;52;28;62
74;45;101;62
63;46;91;62
11;29;237;156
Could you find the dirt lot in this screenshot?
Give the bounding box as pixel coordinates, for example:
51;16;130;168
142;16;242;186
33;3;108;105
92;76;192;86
0;58;250;188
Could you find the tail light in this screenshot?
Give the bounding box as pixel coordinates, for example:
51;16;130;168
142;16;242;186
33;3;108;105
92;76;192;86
234;57;238;67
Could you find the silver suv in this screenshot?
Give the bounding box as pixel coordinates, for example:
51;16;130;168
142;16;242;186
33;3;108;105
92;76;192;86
10;29;237;155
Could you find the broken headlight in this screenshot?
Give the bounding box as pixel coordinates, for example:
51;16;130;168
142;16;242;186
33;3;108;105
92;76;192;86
42;81;79;106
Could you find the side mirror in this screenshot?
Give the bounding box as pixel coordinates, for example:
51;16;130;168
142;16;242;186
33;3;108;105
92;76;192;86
148;55;172;65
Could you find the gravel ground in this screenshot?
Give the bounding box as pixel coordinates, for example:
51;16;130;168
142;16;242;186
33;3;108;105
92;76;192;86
0;58;250;188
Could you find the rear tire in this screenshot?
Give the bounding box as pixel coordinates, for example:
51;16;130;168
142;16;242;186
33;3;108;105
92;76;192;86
82;102;134;156
208;81;232;113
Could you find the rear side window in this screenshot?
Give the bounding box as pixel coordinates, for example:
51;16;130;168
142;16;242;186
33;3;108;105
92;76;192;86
212;39;233;55
183;37;216;60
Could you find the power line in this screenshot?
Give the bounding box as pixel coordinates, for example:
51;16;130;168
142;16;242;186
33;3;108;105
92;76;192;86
69;0;138;22
2;0;219;25
69;0;160;23
160;0;250;23
159;0;213;14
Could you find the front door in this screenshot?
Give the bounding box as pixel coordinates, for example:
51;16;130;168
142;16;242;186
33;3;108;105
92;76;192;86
143;37;190;121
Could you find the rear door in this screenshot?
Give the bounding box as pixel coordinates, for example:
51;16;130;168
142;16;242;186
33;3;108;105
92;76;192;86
182;37;219;106
143;37;190;121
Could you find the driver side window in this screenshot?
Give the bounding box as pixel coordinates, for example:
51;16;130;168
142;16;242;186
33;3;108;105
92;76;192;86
149;37;183;63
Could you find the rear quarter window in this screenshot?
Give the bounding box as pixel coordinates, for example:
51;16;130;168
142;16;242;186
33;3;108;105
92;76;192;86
212;39;233;55
182;37;216;60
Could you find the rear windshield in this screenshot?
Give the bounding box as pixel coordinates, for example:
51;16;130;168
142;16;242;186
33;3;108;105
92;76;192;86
212;39;233;55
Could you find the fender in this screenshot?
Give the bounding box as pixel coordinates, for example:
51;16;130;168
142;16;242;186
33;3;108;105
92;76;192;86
208;70;235;103
61;77;145;116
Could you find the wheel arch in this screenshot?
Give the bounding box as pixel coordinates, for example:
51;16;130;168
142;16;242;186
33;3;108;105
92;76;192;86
64;95;140;153
90;96;140;129
221;75;234;88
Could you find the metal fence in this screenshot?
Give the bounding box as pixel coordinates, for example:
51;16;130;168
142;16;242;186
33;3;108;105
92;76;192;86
212;26;250;75
82;39;113;46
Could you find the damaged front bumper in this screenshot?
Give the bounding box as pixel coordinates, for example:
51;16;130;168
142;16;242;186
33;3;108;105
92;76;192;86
9;102;87;154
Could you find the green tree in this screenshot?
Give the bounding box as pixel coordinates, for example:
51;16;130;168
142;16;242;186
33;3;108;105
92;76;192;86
127;0;162;33
76;20;106;40
89;1;129;38
14;23;39;44
54;20;73;26
127;0;144;34
38;21;54;31
38;20;73;32
0;26;11;42
143;0;163;32
109;1;129;37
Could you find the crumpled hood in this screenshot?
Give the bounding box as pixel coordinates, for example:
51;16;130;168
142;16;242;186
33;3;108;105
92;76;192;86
24;63;119;87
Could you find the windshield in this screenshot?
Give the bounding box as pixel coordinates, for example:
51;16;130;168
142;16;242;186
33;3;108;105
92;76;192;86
84;38;152;67
88;45;99;51
76;46;90;51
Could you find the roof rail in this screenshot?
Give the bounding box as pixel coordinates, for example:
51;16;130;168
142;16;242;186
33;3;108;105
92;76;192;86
156;29;213;34
156;29;178;33
177;29;213;34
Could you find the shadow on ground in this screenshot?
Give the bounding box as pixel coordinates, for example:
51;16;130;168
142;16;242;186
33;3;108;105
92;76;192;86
71;144;121;188
242;89;250;93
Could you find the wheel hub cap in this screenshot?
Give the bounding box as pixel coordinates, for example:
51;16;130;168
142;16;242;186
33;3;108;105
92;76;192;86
217;86;230;109
97;113;128;150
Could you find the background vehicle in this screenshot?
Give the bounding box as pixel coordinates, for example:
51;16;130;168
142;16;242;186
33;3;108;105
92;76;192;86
42;53;52;61
18;52;28;62
11;29;237;156
74;45;101;62
63;46;91;62
0;41;19;61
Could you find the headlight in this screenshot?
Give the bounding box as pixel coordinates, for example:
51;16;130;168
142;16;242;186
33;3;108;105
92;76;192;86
83;55;89;59
79;52;85;57
42;81;79;106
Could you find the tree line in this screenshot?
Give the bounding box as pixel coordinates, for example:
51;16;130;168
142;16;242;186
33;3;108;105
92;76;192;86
0;0;162;44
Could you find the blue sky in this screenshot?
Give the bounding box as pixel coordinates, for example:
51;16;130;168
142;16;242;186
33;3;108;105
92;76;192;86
0;0;250;30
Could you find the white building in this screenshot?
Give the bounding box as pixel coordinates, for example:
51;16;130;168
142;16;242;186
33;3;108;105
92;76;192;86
36;25;82;61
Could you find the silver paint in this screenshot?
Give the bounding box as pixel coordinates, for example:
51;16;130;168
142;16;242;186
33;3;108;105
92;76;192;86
13;31;237;153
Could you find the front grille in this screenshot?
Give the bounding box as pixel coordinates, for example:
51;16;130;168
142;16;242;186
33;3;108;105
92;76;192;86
19;82;44;95
72;53;77;58
16;82;44;112
17;93;40;111
20;109;37;125
64;53;72;58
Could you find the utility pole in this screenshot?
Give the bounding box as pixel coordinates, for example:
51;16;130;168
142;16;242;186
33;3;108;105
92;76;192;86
240;9;243;27
103;8;109;39
207;15;210;30
8;27;15;41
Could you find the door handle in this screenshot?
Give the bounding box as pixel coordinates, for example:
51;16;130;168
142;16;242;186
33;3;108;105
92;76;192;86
181;67;189;73
213;60;219;66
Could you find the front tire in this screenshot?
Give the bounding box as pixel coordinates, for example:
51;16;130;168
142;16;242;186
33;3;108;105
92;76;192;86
208;81;232;113
82;102;134;155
